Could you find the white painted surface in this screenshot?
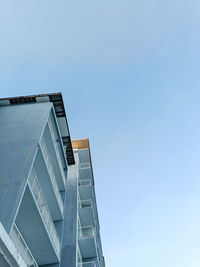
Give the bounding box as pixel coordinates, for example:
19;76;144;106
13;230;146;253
0;100;10;105
57;117;69;136
0;222;27;267
36;96;50;103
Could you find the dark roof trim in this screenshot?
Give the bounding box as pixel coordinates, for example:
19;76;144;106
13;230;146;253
0;92;75;165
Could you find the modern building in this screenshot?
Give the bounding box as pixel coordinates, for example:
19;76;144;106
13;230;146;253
0;93;105;267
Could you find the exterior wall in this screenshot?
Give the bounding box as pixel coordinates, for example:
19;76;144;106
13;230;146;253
60;157;79;267
0;97;105;267
75;148;104;267
0;103;52;233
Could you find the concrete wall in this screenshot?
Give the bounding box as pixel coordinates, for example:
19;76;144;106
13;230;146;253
60;156;79;267
0;103;52;233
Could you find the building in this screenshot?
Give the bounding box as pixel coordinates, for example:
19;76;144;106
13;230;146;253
0;93;105;267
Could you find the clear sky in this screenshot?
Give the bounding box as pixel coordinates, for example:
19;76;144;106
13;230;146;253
1;1;200;266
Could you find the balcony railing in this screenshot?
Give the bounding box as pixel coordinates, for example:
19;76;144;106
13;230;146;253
29;168;61;256
79;163;90;169
78;199;95;227
78;179;93;202
79;226;95;240
77;243;82;264
79;199;92;209
48;117;66;184
78;262;96;267
0;222;27;267
40;138;64;215
78;226;97;258
79;179;92;186
10;224;38;267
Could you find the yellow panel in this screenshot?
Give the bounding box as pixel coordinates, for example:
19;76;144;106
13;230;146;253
72;138;90;150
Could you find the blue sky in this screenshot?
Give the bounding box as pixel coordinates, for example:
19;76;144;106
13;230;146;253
1;0;200;266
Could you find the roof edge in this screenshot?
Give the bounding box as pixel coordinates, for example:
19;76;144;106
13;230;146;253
0;92;75;165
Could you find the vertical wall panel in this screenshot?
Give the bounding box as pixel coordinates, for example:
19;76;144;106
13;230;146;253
0;103;52;233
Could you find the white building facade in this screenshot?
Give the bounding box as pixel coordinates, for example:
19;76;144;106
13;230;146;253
0;93;105;267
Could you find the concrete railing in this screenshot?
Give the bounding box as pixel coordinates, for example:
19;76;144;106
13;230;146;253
79;163;90;169
29;168;61;256
48;117;66;185
78;226;95;240
79;199;92;209
10;224;38;267
40;138;64;216
78;262;96;267
79;179;92;186
0;222;27;267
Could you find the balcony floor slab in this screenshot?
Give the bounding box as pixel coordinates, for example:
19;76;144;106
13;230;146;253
15;186;59;265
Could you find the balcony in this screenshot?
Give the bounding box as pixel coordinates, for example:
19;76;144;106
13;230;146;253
14;168;60;264
79;179;92;187
79;163;90;169
39;140;64;219
28;168;61;256
0;222;27;267
79;262;96;267
79;163;92;181
78;200;95;227
10;224;38;267
79;179;93;201
78;226;97;259
15;182;60;265
41;122;66;190
48;116;66;185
